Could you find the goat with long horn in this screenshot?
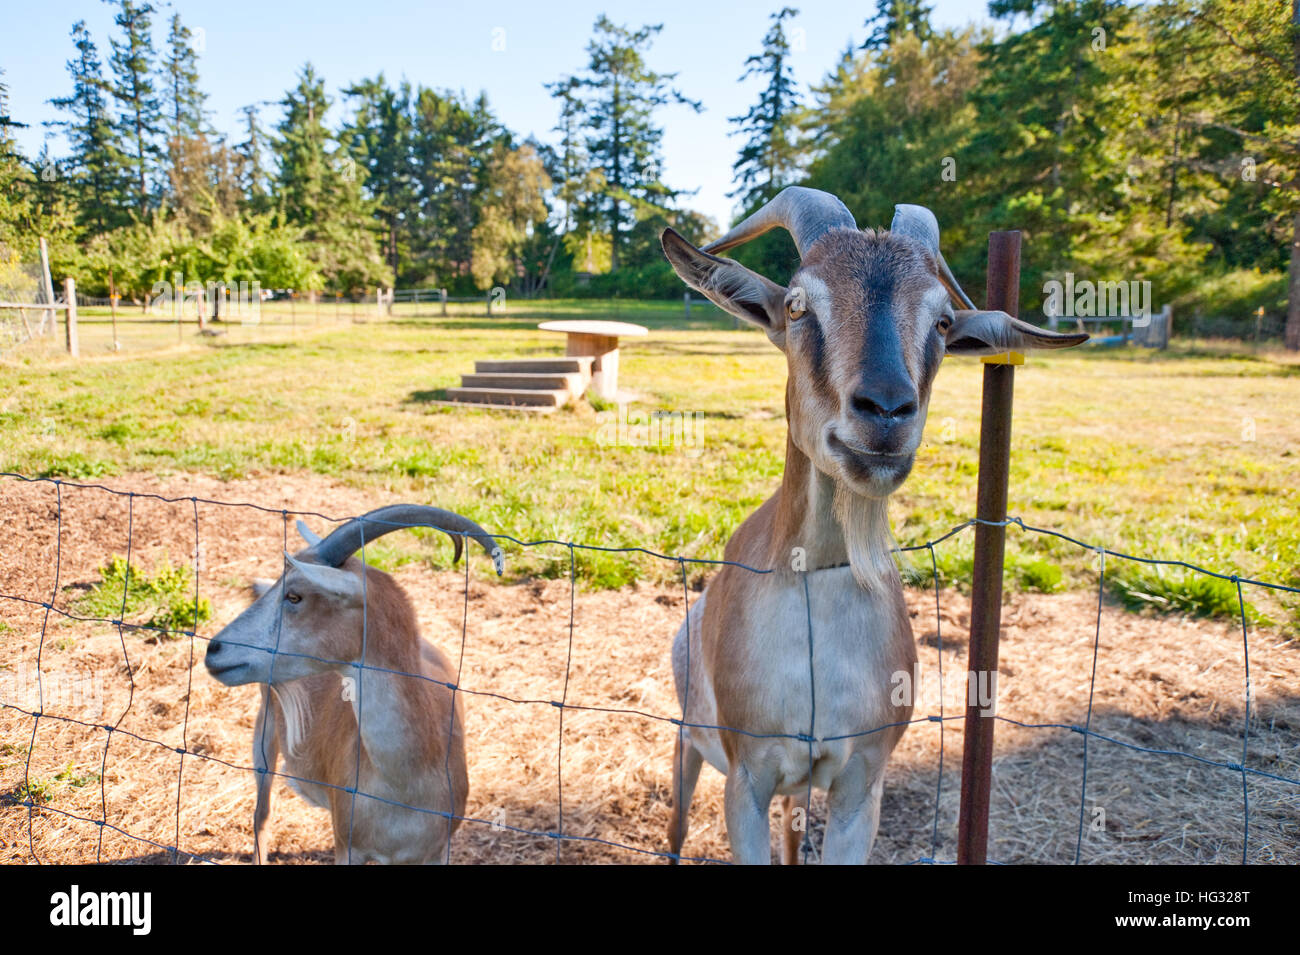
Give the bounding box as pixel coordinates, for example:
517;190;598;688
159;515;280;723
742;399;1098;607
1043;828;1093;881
204;504;503;864
660;188;1086;864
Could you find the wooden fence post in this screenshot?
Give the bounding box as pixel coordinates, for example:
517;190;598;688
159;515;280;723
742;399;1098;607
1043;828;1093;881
63;277;79;358
38;238;56;335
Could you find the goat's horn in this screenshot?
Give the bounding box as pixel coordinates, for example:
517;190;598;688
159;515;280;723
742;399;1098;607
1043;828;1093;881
703;186;858;259
307;504;504;575
891;204;977;310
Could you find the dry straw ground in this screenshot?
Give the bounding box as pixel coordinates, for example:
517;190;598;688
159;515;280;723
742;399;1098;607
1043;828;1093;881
1;472;1296;864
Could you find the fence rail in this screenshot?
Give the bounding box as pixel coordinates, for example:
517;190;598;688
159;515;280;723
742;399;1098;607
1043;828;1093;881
0;470;1295;864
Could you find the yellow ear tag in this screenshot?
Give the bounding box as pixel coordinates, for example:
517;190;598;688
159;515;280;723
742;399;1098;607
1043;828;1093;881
981;351;1025;365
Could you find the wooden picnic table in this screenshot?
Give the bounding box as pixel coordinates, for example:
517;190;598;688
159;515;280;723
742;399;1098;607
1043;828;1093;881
537;320;648;401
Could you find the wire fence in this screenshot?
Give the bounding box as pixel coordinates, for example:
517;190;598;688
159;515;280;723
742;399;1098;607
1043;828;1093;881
0;470;1297;865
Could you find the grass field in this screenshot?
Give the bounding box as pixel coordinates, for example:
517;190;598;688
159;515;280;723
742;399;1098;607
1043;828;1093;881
2;301;1299;865
1;300;1297;632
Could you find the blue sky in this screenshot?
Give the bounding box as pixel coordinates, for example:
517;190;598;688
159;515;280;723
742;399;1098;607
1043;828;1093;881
3;1;995;229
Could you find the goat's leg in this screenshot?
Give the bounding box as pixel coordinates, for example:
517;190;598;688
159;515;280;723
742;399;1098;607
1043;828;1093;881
781;794;809;865
250;686;280;866
822;754;885;865
667;732;703;863
724;761;777;865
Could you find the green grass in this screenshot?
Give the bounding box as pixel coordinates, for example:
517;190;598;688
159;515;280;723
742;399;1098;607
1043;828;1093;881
1107;565;1268;624
2;307;1297;632
8;762;100;806
72;553;213;638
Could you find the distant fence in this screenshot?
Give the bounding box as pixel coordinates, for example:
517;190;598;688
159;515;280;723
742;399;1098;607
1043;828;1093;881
0;471;1295;864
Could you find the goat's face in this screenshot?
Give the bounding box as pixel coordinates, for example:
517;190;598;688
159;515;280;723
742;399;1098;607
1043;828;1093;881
662;190;1088;500
204;554;366;686
779;231;949;497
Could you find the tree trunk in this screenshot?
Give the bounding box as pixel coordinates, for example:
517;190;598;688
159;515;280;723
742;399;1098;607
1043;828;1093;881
1287;210;1300;350
1289;2;1300;350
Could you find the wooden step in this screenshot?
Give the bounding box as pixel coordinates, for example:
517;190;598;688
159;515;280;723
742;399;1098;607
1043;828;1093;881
475;357;594;375
428;399;556;414
445;386;571;408
460;371;585;393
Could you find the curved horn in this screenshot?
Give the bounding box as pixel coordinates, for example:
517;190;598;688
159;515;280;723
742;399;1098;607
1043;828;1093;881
891;204;977;309
703;186;858;259
306;504;504;575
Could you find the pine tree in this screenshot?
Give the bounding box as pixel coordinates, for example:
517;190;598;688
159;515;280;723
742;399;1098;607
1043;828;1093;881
273;64;388;292
545;74;602;235
862;0;934;51
963;0;1139;303
235;103;272;210
801;26;982;282
104;0;164;215
0;69;33;247
577;16;701;270
161;13;207;138
729;7;803;210
410;86;501;284
48;21;130;232
1157;0;1300;348
342;75;416;282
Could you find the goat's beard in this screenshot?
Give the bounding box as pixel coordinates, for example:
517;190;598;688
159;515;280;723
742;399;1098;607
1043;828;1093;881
832;482;898;589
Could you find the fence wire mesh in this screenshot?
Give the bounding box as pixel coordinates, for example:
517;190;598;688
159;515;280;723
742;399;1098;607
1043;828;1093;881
0;471;1296;864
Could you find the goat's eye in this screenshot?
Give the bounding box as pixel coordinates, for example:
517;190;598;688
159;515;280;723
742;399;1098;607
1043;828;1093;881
786;287;808;321
285;592;302;605
937;314;954;335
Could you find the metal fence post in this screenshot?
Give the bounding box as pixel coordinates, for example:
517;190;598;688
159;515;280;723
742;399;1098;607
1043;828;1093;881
957;230;1022;865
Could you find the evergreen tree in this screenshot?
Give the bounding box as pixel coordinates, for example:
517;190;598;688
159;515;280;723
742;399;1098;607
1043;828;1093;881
48;21;130;232
235;103;272;210
862;0;934;52
729;7;803;210
161;13;207;138
104;0;164;215
273;64;388;291
803;27;982;280
410;86;501;285
1156;0;1300;348
342;75;416;282
577;16;701;270
545;74;603;235
962;0;1150;306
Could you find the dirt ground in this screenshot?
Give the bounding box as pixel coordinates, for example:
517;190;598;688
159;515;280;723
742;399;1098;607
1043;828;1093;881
0;472;1296;864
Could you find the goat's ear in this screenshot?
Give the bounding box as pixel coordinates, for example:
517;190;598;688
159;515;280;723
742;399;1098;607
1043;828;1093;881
661;228;789;340
284;553;364;604
945;310;1090;355
296;519;323;547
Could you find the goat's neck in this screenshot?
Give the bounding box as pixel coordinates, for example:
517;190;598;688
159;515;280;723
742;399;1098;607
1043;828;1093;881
772;430;895;587
349;628;438;773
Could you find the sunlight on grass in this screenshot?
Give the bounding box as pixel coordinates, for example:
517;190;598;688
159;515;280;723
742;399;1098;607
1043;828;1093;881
3;317;1296;632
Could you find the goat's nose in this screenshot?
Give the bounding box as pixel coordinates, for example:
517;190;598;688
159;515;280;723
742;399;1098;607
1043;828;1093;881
851;384;918;422
206;639;223;656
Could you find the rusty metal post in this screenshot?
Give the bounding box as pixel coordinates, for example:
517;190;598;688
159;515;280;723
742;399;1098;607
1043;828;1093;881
957;230;1022;864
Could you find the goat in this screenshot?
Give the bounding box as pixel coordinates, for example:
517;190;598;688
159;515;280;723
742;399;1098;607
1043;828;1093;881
660;188;1087;864
204;504;503;865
